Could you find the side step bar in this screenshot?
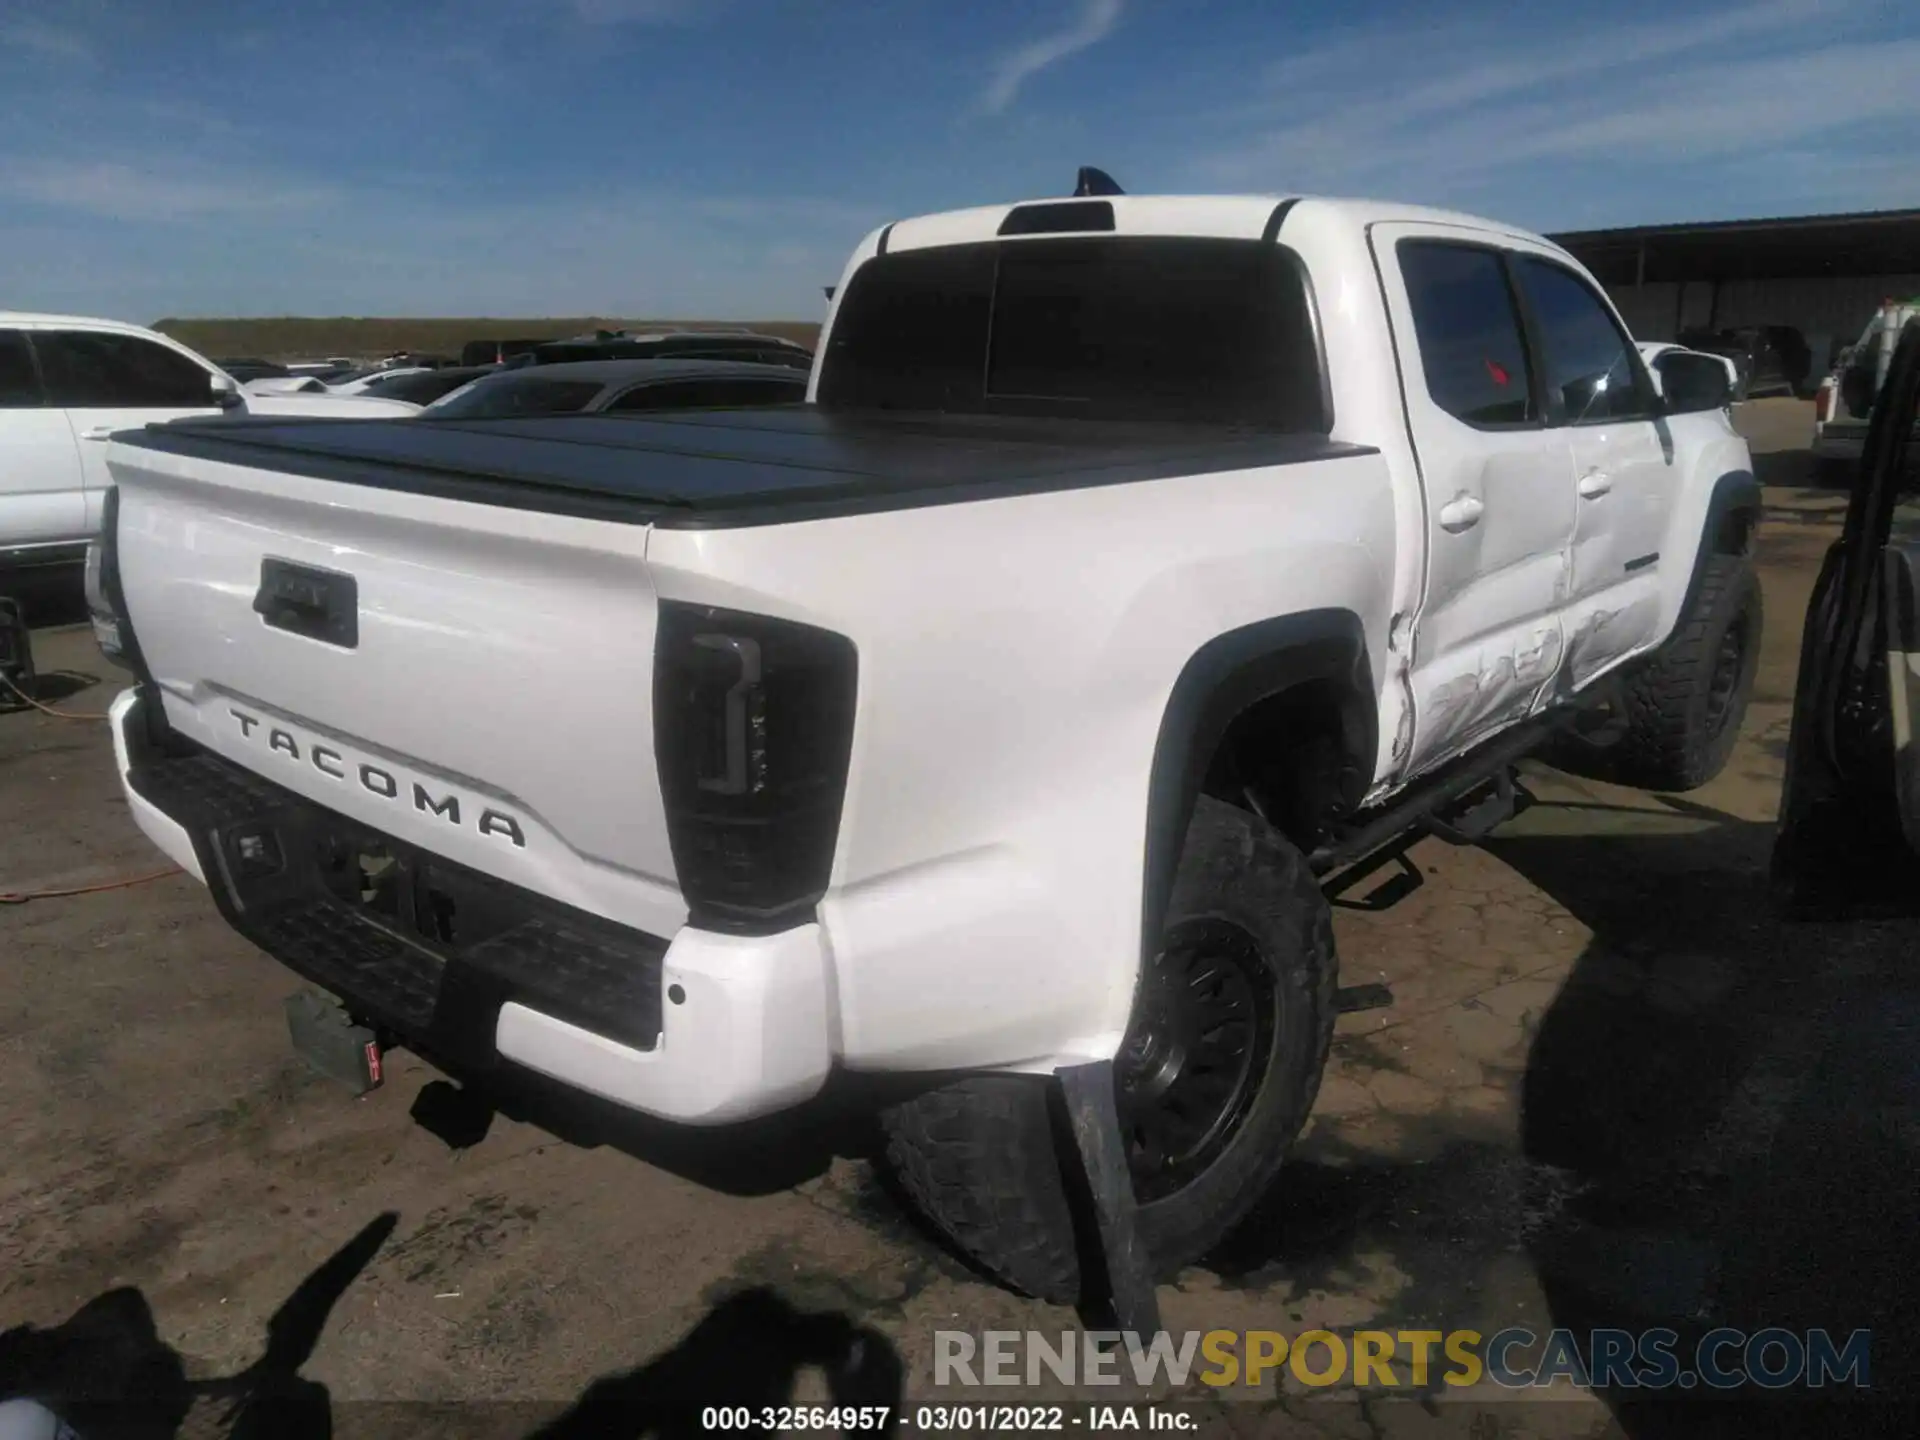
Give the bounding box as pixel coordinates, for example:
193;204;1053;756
1309;709;1564;874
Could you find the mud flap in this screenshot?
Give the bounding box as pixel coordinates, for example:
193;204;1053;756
1054;1059;1161;1339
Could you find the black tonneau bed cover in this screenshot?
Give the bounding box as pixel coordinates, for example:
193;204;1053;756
117;408;1376;529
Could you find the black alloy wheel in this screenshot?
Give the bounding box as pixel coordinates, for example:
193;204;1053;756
1115;916;1277;1204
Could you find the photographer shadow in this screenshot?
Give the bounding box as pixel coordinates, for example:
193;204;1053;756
1488;803;1920;1435
1;1213;904;1440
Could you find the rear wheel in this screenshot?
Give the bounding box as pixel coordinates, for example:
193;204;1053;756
879;796;1337;1301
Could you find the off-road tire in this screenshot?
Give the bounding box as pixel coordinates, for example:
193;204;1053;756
878;796;1337;1302
1605;552;1763;791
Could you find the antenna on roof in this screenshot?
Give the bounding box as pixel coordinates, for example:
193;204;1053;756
1074;166;1125;197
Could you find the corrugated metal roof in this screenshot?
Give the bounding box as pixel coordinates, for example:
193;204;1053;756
1549;208;1920;285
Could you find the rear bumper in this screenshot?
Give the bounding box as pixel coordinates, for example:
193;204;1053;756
109;688;832;1124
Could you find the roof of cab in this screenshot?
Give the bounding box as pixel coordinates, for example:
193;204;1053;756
873;193;1555;255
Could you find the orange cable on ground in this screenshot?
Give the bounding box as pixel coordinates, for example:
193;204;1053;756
0;669;111;721
1;667;170;901
0;867;181;905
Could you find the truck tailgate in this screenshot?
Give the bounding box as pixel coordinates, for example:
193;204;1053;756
106;436;686;939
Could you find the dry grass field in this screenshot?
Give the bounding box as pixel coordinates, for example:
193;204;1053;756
152;316;822;360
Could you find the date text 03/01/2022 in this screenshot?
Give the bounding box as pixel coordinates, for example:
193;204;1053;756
698;1406;1194;1431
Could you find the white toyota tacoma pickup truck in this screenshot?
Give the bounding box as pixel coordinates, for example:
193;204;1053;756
96;187;1759;1300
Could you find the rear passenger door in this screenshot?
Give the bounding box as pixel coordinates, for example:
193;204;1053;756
0;328;87;553
33;329;223;534
1375;228;1579;775
1512;255;1675;686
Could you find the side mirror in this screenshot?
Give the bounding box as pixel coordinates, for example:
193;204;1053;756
1656;351;1733;414
210;372;244;410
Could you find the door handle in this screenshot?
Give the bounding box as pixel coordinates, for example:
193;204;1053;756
1578;470;1614;499
1437;492;1485;533
80;426;116;441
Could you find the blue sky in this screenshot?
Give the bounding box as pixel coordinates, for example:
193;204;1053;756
2;0;1915;323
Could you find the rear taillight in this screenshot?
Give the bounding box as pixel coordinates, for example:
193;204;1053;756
653;601;857;934
95;488;136;667
96;488;164;720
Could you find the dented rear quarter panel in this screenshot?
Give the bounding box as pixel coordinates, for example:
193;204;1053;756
643;451;1398;1073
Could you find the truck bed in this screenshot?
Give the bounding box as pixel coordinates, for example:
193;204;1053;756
115;408;1375;529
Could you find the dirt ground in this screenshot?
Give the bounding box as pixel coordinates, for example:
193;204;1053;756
3;400;1915;1437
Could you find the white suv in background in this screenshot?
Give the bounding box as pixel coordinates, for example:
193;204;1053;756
1;313;418;573
0;313;250;571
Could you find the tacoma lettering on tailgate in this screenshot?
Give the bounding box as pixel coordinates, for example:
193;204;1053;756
227;707;527;847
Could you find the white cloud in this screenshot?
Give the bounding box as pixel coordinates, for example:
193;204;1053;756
0;159;883;319
0;14;93;61
1196;0;1920;224
979;0;1123;115
567;0;704;24
0;161;333;222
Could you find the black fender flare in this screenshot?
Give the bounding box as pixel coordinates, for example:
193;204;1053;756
1673;469;1762;631
1140;609;1376;961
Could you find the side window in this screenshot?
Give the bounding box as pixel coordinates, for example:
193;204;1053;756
36;331;215;408
1398;242;1536;427
0;330;44;408
1514;257;1655;423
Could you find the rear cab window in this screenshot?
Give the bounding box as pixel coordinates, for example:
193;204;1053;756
818;236;1328;431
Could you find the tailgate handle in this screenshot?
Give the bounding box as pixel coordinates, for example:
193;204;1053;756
253;559;359;649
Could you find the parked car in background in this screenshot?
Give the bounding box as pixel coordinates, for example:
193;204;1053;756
287;358;359;379
420;357;807;419
354;364;499;407
215;357;292;383
529;329;813;371
1814;299;1920;479
247;393;422;419
460;338;546;366
1;312;247;572
0;314;414;574
326;366;432;395
1676;324;1814;400
244;375;329;396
